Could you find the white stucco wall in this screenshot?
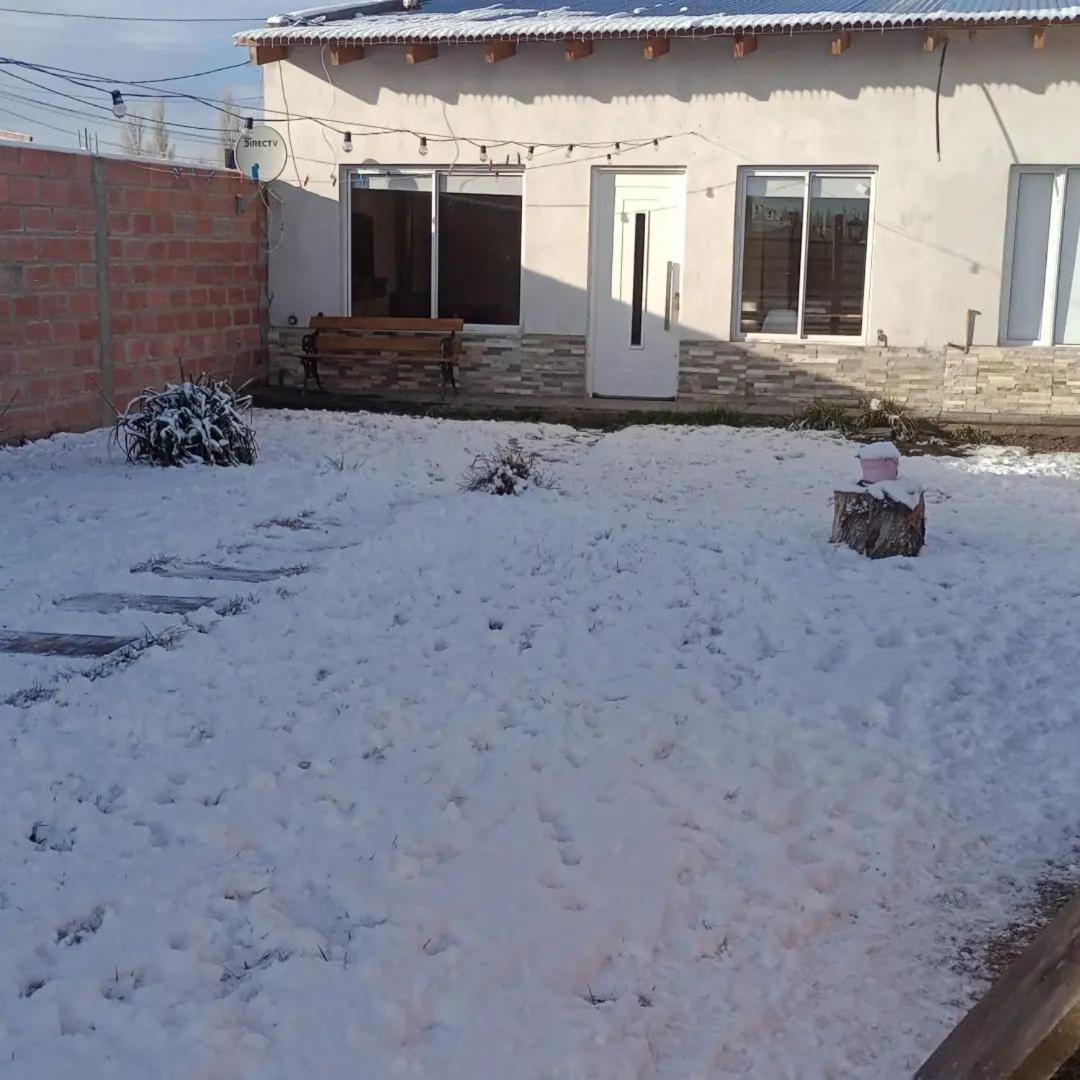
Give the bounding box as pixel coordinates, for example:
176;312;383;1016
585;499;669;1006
261;27;1080;348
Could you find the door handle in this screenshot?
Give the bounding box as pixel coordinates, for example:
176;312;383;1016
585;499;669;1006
665;261;681;331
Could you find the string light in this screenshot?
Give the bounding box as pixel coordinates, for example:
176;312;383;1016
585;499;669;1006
418;135;428;156
565;144;574;158
342;131;353;153
109;89;126;118
479;144;488;162
527;146;534;161
653;138;660;150
245;116;254;130
614;141;621;152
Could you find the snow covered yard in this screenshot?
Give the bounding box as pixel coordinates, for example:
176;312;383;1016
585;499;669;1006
2;409;1080;1079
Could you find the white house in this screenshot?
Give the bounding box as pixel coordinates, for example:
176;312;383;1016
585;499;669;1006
238;0;1080;418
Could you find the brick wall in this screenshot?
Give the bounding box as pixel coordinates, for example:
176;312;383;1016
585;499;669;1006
0;144;266;441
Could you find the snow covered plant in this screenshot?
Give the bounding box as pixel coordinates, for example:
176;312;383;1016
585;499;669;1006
461;439;551;495
112;374;258;467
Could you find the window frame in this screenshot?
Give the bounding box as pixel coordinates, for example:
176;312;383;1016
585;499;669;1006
1000;165;1074;347
732;166;877;345
342;165;525;333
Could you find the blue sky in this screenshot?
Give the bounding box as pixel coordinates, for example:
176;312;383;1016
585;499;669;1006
1;2;266;162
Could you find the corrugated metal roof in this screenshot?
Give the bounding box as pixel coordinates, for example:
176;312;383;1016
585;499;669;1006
235;0;1080;44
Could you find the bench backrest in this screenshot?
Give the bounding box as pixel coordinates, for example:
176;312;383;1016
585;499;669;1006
310;315;464;334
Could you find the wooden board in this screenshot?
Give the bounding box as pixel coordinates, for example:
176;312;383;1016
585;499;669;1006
55;593;215;615
916;891;1080;1079
309;316;464;332
0;631;139;658
317;334;448;354
146;563;302;583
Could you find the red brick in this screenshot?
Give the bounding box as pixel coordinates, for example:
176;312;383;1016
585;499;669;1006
8;175;40;203
0;205;22;230
0;175;9;204
13;295;40;319
77;320;98;342
38;293;69;318
24;206;52;231
52;265;78;289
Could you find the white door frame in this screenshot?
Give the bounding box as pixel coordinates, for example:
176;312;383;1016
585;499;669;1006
586;166;687;398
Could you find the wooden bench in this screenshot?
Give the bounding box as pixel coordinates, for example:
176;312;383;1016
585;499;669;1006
916;889;1080;1079
299;315;464;399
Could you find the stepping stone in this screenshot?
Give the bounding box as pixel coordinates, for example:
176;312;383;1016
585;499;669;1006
0;631;139;658
56;593;215;615
145;563;303;583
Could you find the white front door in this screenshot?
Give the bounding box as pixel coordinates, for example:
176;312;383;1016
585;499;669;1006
589;170;686;398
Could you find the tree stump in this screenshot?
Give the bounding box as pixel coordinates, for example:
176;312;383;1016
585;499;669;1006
831;486;925;559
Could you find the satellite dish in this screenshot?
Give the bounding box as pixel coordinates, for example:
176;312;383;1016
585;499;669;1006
234;125;287;182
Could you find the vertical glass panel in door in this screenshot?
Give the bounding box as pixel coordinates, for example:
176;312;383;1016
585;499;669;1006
350;174;432;317
740;176;805;335
1007;171;1053;342
1055;170;1080;344
803;176;871;336
630;212;647;346
438;173;522;325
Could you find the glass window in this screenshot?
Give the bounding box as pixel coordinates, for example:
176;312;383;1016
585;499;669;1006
437;173;522;325
804;176;871;337
350;174;432;318
739;176;805;335
349;170;523;327
1004;166;1080;345
737;170;873;338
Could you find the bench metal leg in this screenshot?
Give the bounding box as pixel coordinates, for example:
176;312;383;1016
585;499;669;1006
301;356;324;393
439;361;458;401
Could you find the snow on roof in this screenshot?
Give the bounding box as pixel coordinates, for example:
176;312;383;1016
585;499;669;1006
237;0;1080;45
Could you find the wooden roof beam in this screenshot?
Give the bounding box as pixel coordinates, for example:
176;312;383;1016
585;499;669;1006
405;42;438;64
484;40;516;63
329;44;365;65
1033;24;1048;50
923;29;947;51
733;34;757;59
565;38;594;61
830;31;851;55
249;44;288;65
643;37;670;60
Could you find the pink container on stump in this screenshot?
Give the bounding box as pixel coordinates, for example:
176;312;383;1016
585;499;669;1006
856;441;900;483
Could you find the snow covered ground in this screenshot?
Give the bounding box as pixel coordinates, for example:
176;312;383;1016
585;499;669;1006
2;409;1080;1079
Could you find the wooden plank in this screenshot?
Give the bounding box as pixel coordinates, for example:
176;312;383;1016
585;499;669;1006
310;316;464;332
916;890;1080;1079
830;31;852;55
564;39;594;61
55;593;215;615
0;631;139;658
923;29;946;51
146;563;303;583
249;44;289;66
329;44;366;65
484;41;516;63
405;42;438;64
733;34;757;59
642;37;670;60
1033;25;1047;50
318;334;446;354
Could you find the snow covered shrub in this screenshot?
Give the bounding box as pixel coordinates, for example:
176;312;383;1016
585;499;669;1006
859;397;922;442
462;440;551;496
113;374;257;467
789;399;859;435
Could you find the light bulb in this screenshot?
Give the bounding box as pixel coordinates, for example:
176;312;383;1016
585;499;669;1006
652;138;659;151
614;142;621;152
110;90;127;119
479;145;488;162
606;153;612;163
245;117;254;131
565;144;574;158
419;136;428;156
527;146;534;161
343;131;353;153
